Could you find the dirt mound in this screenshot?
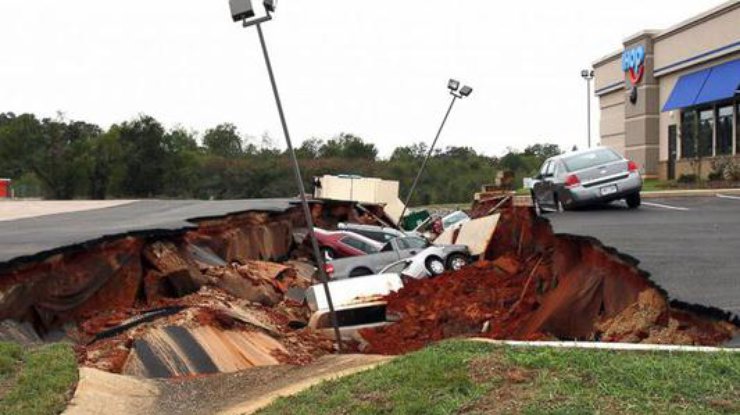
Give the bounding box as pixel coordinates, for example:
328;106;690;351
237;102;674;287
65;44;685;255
360;207;737;355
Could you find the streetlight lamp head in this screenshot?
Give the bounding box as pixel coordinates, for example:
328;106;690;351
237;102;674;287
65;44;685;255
448;79;460;92
264;0;277;13
581;69;594;79
581;69;589;78
459;85;473;97
230;0;255;21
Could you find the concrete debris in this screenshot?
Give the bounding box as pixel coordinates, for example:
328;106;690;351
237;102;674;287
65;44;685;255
0;198;737;382
306;274;403;312
0;319;42;345
78;288;334;377
122;325;287;378
358;206;738;355
185;211;300;263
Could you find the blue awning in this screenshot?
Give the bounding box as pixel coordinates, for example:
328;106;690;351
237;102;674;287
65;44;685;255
662;69;711;111
662;58;740;111
694;59;740;106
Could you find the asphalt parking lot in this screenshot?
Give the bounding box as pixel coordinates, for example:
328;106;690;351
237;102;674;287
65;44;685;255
547;194;740;317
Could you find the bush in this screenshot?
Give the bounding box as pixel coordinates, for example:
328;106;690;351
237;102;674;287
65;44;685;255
677;174;697;184
707;171;723;181
710;157;740;182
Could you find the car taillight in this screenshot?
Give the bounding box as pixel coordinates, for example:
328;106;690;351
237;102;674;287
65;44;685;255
628;160;639;172
323;263;334;277
565;174;581;188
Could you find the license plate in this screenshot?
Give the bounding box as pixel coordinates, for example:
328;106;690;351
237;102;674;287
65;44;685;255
600;184;618;196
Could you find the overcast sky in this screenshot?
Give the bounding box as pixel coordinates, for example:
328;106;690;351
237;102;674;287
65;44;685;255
0;0;724;157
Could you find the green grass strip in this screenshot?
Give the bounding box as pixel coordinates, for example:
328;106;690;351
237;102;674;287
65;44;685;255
259;340;740;415
0;342;78;415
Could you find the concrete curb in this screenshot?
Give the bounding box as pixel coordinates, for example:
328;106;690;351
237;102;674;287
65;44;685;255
641;188;740;198
513;188;740;204
470;338;740;353
219;356;393;415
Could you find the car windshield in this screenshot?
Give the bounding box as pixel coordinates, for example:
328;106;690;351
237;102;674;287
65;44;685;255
562;149;621;172
381;261;410;274
341;236;378;254
443;212;468;228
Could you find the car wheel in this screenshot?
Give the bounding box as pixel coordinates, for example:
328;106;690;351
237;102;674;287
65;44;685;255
626;192;641;209
425;256;446;277
531;192;544;216
446;253;470;271
320;247;335;261
555;195;566;213
349;268;372;278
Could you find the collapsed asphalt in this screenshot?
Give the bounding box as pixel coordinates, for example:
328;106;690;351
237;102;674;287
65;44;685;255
547;196;740;317
0;199;295;268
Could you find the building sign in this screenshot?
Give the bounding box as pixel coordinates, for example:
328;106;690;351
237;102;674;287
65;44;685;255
622;45;645;85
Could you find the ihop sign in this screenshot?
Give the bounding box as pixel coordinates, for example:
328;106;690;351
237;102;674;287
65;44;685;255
622;45;645;85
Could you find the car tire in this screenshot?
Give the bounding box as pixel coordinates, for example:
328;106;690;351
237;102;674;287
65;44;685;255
555;195;566;213
349;268;372;278
425;256;446;277
626;192;641;209
446;253;471;271
531;192;544;216
320;247;336;261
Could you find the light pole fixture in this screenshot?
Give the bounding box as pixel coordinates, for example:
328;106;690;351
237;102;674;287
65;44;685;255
581;69;594;149
228;0;344;352
397;79;473;226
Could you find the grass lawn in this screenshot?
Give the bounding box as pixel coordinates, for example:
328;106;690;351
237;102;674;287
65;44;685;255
0;342;78;415
259;341;740;415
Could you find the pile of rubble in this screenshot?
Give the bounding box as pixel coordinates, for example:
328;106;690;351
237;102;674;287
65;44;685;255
72;243;338;378
0;206;350;379
1;197;737;377
359;206;738;355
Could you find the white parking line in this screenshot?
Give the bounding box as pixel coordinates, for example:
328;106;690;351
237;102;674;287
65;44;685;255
717;193;740;201
642;201;690;211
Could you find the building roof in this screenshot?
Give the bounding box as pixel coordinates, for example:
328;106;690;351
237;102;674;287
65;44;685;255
592;0;740;67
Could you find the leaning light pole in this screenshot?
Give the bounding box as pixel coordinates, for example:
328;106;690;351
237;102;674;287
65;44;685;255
228;0;343;352
581;69;594;149
397;79;473;227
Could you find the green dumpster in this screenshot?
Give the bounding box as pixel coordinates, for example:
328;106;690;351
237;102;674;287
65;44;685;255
401;210;430;231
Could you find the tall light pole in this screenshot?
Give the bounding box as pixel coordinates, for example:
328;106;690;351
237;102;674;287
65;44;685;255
397;79;473;227
229;0;343;352
581;69;594;149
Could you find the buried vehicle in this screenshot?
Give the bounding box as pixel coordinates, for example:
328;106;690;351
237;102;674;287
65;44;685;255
326;236;471;279
531;147;642;212
311;228;383;259
337;222;421;243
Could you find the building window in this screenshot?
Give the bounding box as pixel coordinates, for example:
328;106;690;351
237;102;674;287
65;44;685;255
717;105;733;155
681;110;697;158
698;109;714;157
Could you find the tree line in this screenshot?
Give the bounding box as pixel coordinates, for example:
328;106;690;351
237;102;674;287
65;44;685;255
0;112;561;204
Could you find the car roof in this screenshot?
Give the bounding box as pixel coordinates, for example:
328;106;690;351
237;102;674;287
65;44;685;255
546;147;621;163
339;222;402;234
335;230;384;247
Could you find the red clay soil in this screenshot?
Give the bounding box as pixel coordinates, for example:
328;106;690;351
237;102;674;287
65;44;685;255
360;206;738;355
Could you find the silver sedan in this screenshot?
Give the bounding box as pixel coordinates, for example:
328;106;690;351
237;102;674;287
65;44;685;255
531;147;643;212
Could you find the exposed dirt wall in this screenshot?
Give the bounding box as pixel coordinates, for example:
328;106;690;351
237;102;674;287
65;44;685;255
0;208;303;333
359;206;738;355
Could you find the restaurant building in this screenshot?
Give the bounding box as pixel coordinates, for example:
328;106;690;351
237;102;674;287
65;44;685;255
593;0;739;179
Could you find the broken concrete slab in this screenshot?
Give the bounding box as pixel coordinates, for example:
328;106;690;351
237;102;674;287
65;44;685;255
0;319;41;345
64;367;160;415
122;325;287;378
305;274;403;312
